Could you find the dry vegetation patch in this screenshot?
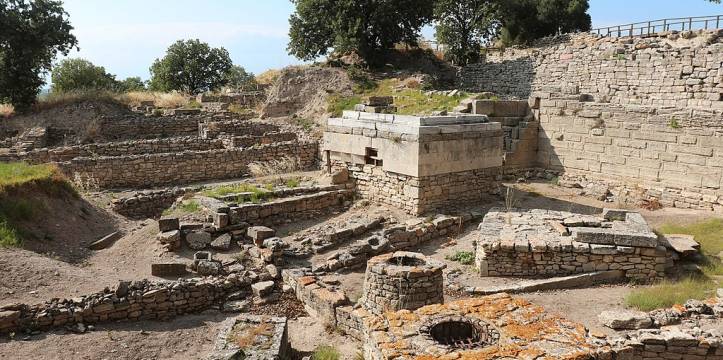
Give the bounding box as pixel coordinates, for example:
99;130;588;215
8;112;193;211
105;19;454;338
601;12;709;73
625;218;723;311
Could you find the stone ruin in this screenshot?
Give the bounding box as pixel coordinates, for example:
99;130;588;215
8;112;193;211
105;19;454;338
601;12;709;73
360;252;445;315
475;208;673;282
323;108;504;215
209;315;290;360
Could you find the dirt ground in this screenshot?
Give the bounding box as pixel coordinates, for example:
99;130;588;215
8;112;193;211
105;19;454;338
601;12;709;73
1;179;721;359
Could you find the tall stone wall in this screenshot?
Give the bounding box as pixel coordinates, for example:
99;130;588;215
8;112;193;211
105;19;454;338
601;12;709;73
460;31;723;210
61;141;319;189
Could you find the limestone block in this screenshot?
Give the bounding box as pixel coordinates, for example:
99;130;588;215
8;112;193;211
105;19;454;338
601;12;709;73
210;233;232;251
158;217;180;232
251;281;275;297
247;226;276;247
186;231;212;250
598;310;653;330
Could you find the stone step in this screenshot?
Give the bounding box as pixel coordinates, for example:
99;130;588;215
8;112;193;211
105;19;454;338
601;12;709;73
463;270;625;295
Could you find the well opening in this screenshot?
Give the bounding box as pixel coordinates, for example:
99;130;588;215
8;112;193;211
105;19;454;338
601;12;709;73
427;319;497;349
388;255;425;267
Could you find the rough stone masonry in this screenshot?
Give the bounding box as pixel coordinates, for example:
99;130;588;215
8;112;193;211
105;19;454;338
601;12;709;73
461;30;723;211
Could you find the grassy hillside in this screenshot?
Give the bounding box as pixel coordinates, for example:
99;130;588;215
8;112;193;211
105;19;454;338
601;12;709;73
327;78;469;117
0;162;76;247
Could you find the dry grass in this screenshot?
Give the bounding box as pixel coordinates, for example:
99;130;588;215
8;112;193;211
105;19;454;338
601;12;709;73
256;69;281;85
33;90;119;112
227;322;274;349
0;104;14;118
117;91;190;109
247;156;302;177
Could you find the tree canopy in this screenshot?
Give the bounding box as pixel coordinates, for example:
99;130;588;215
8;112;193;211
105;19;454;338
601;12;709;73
0;0;77;112
496;0;592;46
287;0;435;63
51;58;118;93
149;39;233;93
118;77;146;92
223;65;257;91
434;0;498;65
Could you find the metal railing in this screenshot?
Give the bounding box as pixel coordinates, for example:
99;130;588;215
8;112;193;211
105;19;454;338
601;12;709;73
592;15;723;38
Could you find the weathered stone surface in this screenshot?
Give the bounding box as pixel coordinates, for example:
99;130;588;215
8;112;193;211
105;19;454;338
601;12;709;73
150;263;187;277
330;167;349;184
186;231;212;250
87;231;123;250
599;309;653;330
210;233;231;251
251;281;275;297
158;217;180;232
247;226;275;246
196;260;222;276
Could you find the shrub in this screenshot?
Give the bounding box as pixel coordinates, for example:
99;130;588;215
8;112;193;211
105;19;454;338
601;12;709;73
447;251;475;265
311;346;340;360
0;220;21;247
285;178;301;188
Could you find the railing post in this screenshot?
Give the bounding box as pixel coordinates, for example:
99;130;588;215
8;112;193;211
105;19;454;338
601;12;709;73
663;19;667;32
689;17;692;31
630;24;634;37
717;15;720;29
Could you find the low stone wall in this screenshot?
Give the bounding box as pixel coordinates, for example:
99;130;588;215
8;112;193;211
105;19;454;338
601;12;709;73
112;188;189;219
0;137;226;163
220;132;297;148
345;163;501;215
199;120;280;139
281;269;350;327
476;209;673;282
0;274;250;334
313;214;467;273
226;189;354;227
60;141;319;189
98;115;201;140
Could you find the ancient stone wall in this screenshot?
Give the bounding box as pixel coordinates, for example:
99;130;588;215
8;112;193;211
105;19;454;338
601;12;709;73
226;189;354;227
460;31;723;211
0;275;250;334
199;120;280;139
220;132;297;148
0;137;226;163
476;209;673;282
112;188;189;219
538;93;723;210
97;115;201;140
344;163;500;215
61;141;319;189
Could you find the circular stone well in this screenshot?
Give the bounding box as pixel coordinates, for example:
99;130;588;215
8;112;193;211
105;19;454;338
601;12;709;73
361;251;445;315
421;316;499;350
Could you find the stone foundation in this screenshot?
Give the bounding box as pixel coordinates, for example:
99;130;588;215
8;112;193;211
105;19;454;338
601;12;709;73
61;141;318;189
112;188;189;219
0;275;251;334
475;208;673;282
346;163;501;215
361;252;445;315
208;315;290;360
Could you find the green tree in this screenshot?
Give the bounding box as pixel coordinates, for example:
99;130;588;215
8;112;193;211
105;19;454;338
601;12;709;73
50;58;118;92
118;77;146;92
149;39;232;93
0;0;77;112
287;0;435;63
434;0;498;65
497;0;591;46
224;65;257;91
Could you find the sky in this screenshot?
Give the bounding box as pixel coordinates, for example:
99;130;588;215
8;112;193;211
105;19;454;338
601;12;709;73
59;0;723;81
